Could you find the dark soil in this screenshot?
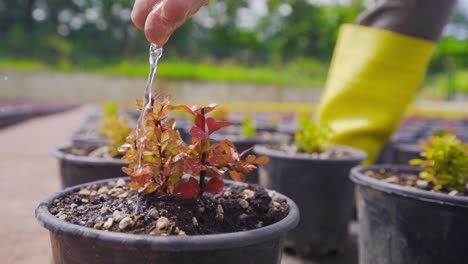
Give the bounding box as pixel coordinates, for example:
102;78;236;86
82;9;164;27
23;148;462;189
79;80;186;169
49;180;289;236
364;169;467;196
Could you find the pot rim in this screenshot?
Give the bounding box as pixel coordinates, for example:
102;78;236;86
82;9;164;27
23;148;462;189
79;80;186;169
70;131;108;143
351;164;468;208
253;144;367;163
51;147;125;166
394;143;423;153
35;177;300;251
210;132;290;144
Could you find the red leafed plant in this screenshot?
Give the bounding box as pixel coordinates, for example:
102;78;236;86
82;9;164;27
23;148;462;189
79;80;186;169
119;95;269;199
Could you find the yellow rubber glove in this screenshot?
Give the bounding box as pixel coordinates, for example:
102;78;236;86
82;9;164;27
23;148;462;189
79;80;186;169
317;24;435;164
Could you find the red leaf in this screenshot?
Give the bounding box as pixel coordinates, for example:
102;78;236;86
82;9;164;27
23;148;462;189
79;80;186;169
184;158;203;175
174;177;200;199
229;170;246;182
189;126;208;139
206;117;234;135
195;114;205;129
204;175;225;193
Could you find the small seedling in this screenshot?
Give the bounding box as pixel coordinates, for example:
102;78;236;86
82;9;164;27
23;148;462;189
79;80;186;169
241;116;256;137
99;102;130;157
119;95;269;199
294;113;332;153
269;116;280;128
410;133;468;192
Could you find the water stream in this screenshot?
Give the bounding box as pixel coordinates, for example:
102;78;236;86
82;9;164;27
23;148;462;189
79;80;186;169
135;43;163;170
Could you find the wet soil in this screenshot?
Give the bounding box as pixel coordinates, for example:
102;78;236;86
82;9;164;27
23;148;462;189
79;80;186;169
49;180;289;236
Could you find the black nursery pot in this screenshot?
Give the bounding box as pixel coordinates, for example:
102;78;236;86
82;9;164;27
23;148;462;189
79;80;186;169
351;165;468;264
253;145;366;257
70;131;108;147
52;147;126;188
35;178;300;264
392;143;422;165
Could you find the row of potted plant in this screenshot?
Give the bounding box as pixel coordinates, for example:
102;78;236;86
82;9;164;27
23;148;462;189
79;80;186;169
42;96;467;263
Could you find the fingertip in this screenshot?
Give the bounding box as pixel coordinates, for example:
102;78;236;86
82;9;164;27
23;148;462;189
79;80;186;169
131;0;160;31
144;14;172;47
145;28;169;47
131;11;145;31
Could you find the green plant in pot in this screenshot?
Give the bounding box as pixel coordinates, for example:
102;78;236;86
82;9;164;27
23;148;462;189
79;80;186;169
52;103;131;188
37;95;300;264
254;114;367;257
211;115;290;183
351;133;468;264
71;102;124;147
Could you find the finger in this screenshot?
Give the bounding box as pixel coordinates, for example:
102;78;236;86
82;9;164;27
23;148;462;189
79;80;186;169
145;0;209;46
131;0;161;30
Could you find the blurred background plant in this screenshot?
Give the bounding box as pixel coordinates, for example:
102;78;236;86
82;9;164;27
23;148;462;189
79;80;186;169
99;101;130;157
294;113;332;153
240;115;256;137
1;0;467;96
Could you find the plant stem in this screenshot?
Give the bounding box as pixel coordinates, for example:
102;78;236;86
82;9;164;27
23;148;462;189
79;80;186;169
199;108;207;197
199;153;207;197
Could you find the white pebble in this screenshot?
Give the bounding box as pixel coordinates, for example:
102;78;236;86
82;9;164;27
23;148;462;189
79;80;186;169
118;217;134;230
416;180;428;189
103;218;114;229
238;199;249;209
155;217;170;230
216;204;224;214
268;191;278;201
112;210;126;222
192;217;198;227
243;189;255;199
78;189;91;196
97;186;109;195
116;179;126;187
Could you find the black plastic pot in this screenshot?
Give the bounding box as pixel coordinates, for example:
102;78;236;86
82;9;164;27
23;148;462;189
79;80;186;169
253;145;366;257
52;147;126;188
35;178;300;264
70;131;108;147
393;143;422;165
70;113;106;147
211;132;290;183
351;165;468;264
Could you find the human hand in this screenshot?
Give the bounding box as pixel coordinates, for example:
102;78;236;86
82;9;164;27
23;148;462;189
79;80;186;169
131;0;209;47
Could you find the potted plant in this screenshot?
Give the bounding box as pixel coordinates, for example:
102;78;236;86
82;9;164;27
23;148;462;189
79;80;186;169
254;114;367;257
52;104;131;187
351;133;468;264
211;115;290;183
37;95;300;264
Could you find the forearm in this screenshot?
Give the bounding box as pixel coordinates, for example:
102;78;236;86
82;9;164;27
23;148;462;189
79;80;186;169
357;0;456;41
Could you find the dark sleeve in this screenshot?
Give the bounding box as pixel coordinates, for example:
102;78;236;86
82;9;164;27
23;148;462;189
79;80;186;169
357;0;457;42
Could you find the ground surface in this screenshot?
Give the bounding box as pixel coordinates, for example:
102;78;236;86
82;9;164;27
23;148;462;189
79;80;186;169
0;105;356;264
